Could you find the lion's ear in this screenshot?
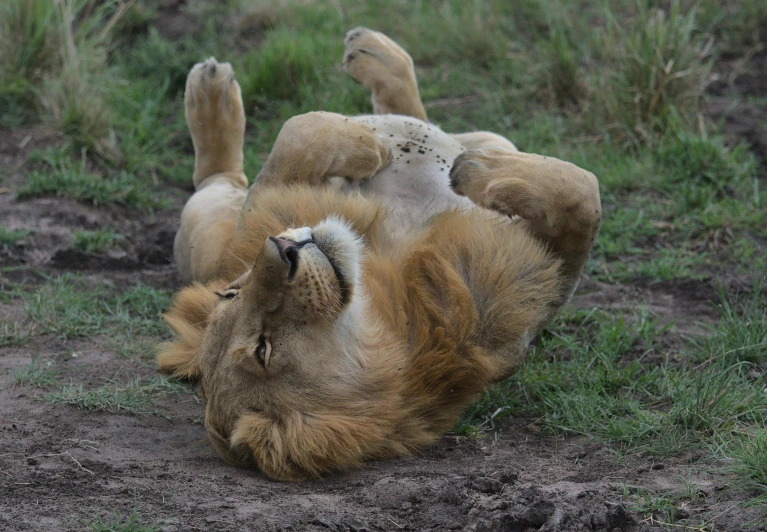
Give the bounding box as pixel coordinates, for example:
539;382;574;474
157;282;224;381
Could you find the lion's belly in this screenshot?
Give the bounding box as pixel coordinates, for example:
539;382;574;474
351;115;474;231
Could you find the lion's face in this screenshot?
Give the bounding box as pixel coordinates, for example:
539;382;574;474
158;217;371;471
203;218;360;372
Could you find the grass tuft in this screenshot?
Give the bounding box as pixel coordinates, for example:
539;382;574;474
72;229;123;253
692;281;767;366
0;225;30;247
597;0;713;147
732;430;767;503
0;320;31;347
0;0;131;154
47;375;186;417
86;508;161;532
0;0;58;126
11;355;59;387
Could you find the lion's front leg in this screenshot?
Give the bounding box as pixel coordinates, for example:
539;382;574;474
343;27;427;121
254;111;391;188
450;149;602;304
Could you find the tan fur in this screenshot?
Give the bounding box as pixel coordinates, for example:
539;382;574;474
157;29;601;481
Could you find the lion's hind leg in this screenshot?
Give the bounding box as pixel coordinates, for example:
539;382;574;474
175;58;249;284
185;58;247;189
343;28;427;121
450;150;602;309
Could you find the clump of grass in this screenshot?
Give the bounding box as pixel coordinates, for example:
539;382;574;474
666;362;764;434
597;0;713;147
731;430;767;503
16;149;162;211
0;225;29;247
11;355;59;387
72;229;123;253
620;485;683;525
692;281;767;365
37;0;136;156
0;320;31;347
0;0;58;126
46;375;186;417
86;508;161;532
0;0;131;153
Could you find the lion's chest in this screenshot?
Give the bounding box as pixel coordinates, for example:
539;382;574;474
351;115;473;230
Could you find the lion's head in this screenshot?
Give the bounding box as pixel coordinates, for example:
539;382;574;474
157;217;412;480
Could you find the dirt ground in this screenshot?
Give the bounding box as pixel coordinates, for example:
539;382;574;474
1;44;767;532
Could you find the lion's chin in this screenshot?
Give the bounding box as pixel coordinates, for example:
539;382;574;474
309;216;363;305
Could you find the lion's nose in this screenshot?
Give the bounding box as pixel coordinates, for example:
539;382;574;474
269;237;299;266
268;236;314;279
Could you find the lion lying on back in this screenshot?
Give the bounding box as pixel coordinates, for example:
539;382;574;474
157;28;601;481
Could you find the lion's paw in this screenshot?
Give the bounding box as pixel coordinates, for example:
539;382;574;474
185;58;245;142
343;27;416;92
451;149;601;238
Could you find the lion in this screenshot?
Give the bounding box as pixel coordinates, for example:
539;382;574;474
157;27;601;481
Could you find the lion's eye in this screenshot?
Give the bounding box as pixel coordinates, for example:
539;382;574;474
255;334;272;367
215;289;239;300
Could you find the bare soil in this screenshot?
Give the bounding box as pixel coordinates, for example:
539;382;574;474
1;52;767;532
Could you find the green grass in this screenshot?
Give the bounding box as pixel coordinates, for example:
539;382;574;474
692;284;767;366
596;0;713;147
72;229;123;253
0;225;29;247
11;355;58;387
0;0;59;127
732;430;767;504
85;508;162;532
46;375;186;417
0;320;31;347
6;274;171;362
459;282;767;462
16;148;164;211
619;484;692;526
